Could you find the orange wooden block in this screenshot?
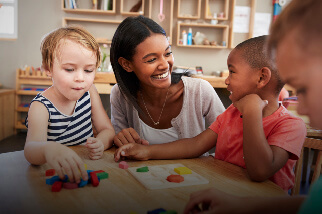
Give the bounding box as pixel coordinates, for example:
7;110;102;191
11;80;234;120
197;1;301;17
166;175;184;183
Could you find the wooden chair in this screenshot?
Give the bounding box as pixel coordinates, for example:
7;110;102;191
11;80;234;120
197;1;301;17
291;137;322;195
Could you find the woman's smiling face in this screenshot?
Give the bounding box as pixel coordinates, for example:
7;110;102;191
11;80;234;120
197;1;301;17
129;34;174;90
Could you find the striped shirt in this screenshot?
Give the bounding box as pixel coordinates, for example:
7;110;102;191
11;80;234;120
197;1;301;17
26;91;93;146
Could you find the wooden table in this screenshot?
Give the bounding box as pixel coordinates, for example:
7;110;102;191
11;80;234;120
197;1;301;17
0;146;286;214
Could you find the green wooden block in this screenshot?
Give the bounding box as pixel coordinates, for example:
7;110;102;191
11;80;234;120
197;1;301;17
96;172;109;179
136;166;149;172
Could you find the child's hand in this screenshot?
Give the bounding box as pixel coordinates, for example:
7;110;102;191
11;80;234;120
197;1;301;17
85;137;104;160
114;143;150;161
113;128;149;147
233;94;268;115
44;142;88;183
183;188;244;214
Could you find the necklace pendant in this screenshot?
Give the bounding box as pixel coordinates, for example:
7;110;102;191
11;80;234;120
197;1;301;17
154;122;159;125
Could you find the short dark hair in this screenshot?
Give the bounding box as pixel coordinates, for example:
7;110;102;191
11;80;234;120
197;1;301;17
110;16;167;110
235;35;284;94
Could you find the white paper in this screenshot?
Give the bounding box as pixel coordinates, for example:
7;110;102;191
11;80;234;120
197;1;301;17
253;13;272;37
233;6;250;33
0;5;14;34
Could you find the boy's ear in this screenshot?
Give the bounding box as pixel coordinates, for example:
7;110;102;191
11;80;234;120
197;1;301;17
257;67;271;88
118;57;133;73
42;65;52;78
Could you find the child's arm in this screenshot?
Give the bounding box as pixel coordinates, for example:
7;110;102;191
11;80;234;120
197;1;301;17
184;187;305;214
24;102;88;183
234;94;290;181
86;85;115;159
114;129;217;161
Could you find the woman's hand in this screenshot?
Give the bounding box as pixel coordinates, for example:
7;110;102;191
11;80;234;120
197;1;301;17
114;143;150;161
113;128;149;147
85;137;104;160
44;142;88;183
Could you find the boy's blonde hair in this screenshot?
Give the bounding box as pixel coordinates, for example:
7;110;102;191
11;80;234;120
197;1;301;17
40;26;101;71
267;0;322;58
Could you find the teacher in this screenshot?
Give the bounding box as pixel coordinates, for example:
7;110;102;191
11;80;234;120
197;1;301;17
110;16;225;147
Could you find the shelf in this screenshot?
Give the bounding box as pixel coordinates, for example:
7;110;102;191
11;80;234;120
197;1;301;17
15;121;27;130
177;0;201;19
17;90;42;96
177;22;229;48
63;17;122;25
62;8;116;15
96;38;112;44
120;0;144;16
16;107;29;112
204;0;229;20
62;0;116;14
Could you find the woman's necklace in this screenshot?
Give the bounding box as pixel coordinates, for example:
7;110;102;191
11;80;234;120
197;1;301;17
140;87;170;126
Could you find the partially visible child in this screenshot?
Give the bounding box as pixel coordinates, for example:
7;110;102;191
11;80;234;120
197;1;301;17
184;0;322;213
24;26;115;183
115;35;307;191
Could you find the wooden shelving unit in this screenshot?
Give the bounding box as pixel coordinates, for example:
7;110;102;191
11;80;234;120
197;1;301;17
204;0;229;20
61;0;116;14
177;22;229;49
120;0;144;16
177;0;202;19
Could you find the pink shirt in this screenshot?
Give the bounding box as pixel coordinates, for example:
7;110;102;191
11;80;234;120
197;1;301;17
209;104;306;191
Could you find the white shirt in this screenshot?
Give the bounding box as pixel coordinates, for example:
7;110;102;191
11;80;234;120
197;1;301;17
139;118;178;145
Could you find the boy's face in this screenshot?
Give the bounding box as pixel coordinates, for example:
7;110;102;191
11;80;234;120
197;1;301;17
47;39;97;101
225;49;259;103
276;30;322;129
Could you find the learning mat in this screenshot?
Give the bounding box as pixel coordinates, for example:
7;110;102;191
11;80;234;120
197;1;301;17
128;163;209;190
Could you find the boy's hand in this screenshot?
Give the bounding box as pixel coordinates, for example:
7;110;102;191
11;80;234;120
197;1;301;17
113;128;149;147
44;142;88;183
114;143;150;161
85;137;104;160
233;94;268;115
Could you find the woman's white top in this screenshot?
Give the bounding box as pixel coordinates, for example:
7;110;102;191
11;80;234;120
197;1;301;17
139;118;178;145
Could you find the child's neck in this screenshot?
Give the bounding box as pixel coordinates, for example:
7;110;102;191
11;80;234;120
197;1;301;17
262;97;280;118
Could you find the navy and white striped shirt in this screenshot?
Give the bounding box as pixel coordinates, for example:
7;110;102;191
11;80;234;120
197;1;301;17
26;91;93;146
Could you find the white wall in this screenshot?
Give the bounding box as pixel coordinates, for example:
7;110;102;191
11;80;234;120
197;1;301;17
0;0;277;90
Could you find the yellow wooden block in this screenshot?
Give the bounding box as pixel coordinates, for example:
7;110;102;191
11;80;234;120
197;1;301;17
174;167;192;175
84;164;87;170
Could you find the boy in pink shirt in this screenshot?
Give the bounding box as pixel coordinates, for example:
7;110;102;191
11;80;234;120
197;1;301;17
114;36;306;191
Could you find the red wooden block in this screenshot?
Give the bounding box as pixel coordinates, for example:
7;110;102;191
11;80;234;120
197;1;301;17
52;181;62;192
91;170;104;175
90;173;100;187
46;169;55;176
166;175;184;183
63;182;78;189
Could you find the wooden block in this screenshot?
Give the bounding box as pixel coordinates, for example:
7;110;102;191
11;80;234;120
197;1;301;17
46;176;60;185
45;169;55;176
96;172;108;180
119;161;129;169
147;208;166;214
78;179;88;187
166;175;184;183
136;166;149;172
174;167;192;175
52;181;63;192
90;173;100;187
63;182;78;189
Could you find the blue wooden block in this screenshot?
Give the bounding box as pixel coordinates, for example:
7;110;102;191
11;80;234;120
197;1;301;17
78;179;88;187
147;208;167;214
46;176;60;185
